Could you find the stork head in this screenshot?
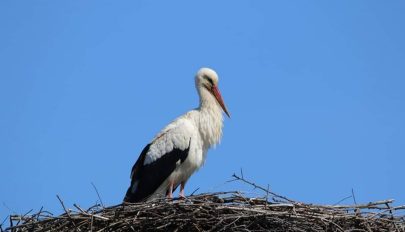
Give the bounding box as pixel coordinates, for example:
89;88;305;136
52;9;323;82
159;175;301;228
195;68;230;118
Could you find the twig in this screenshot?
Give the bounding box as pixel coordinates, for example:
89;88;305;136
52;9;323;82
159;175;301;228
352;188;357;205
265;184;269;210
0;216;8;232
190;188;200;196
2;203;17;216
73;204;109;221
327;199;395;209
230;173;295;203
91;182;105;208
56;195;78;231
333;195;353;206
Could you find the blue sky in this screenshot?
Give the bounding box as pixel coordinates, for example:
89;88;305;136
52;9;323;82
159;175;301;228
1;0;405;223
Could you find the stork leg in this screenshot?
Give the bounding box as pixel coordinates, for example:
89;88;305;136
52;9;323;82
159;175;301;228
166;181;174;199
179;181;186;198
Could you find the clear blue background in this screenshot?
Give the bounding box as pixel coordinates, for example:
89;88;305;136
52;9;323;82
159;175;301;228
1;0;404;224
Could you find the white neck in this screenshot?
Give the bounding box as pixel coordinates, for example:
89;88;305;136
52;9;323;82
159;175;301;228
196;87;224;148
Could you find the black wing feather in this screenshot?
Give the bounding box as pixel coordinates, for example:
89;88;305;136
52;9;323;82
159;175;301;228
124;143;189;202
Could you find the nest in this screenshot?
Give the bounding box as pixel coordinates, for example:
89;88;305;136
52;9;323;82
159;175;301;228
3;175;405;232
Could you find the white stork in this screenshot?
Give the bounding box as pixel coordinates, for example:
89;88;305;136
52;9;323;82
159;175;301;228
124;67;230;202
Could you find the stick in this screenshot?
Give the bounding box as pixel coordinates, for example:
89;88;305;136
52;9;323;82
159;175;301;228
56;195;78;230
352;188;357;205
231;173;295;203
91;182;105;208
190;188;200;196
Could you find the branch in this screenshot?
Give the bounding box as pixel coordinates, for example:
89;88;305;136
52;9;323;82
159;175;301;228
56;195;78;231
91;182;105;208
230;172;295;203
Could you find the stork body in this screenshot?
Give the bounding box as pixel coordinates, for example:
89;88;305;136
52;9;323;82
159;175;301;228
124;68;230;202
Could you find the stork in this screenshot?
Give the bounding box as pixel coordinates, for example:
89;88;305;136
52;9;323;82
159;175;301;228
124;68;230;203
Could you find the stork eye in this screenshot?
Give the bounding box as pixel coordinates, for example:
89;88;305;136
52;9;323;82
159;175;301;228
204;75;214;86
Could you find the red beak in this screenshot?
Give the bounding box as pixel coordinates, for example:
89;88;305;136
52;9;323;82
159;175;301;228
211;85;230;118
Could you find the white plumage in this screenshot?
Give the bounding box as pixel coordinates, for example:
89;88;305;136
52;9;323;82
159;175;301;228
124;67;230;202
